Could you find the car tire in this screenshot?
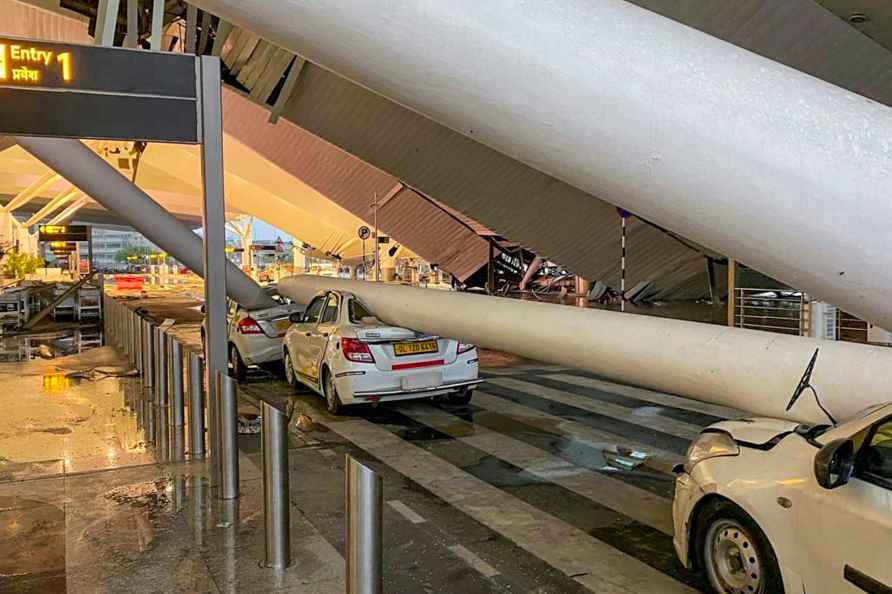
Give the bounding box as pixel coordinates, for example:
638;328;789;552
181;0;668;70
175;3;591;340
283;350;298;390
448;388;473;405
323;368;343;415
696;499;784;594
229;343;247;381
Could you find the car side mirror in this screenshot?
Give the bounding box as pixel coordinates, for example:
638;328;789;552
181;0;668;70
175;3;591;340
814;438;855;490
289;312;303;323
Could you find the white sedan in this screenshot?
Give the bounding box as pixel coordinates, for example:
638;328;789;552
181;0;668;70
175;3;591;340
202;287;302;379
673;402;892;594
282;289;482;414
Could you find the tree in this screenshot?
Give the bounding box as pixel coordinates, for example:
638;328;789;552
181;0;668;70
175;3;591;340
2;249;45;279
114;245;153;263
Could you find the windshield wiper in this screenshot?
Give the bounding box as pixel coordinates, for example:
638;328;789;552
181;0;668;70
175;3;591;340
785;348;837;426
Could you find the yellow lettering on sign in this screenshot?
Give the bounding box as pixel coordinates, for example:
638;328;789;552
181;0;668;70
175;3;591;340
1;43;72;84
11;66;39;83
57;51;71;81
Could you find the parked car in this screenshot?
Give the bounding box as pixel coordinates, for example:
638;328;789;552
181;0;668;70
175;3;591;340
673;402;892;594
282;289;482;414
201;286;302;379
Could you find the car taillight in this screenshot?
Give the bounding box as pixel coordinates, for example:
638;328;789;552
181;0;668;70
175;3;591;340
237;316;264;335
458;342;476;354
341;337;375;363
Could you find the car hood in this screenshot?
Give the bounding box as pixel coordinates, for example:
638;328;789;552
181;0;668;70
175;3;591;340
709;418;801;447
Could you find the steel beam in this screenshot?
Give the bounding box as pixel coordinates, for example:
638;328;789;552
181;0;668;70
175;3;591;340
280;276;892;425
15;137;274;310
191;0;892;330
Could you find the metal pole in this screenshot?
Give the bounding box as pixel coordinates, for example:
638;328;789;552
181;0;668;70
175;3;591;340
170;338;185;427
346;456;383;594
261;401;290;569
188;351;206;456
727;258;737;328
219;371;239;500
143;321;155;392
620;215;626;313
155;329;168;405
129;308;138;367
209;365;221;486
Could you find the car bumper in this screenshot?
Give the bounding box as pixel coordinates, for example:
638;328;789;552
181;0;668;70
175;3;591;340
351;378;484;399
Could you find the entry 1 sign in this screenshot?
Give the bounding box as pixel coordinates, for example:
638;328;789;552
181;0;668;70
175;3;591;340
0;36;199;143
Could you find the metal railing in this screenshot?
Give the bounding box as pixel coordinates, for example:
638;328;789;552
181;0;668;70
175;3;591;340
734;288;808;336
836;310;869;344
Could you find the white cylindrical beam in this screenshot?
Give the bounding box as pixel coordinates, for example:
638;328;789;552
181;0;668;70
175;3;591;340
16;136;275;310
193;0;892;328
279;276;892;425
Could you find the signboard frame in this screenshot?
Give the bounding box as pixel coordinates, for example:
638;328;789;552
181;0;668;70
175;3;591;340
0;35;201;143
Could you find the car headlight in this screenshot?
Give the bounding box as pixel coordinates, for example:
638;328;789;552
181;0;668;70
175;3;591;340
684;431;739;473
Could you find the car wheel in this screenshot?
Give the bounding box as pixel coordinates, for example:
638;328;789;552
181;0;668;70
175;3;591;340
448;387;473;405
698;500;784;594
229;344;247;381
323;369;343;415
283;350;298;390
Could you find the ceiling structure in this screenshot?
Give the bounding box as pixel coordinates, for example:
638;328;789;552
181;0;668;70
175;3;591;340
0;0;499;280
192;0;892;301
7;0;892;298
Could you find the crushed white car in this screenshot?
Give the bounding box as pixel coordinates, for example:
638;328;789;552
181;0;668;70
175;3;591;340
673;400;892;594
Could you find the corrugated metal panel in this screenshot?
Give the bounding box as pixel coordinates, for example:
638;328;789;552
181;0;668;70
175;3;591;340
378;188;490;277
279;63;709;298
221;88;491;281
429;197;499;237
0;0;92;43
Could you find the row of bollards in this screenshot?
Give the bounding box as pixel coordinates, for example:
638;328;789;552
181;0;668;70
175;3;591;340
102;293;206;457
103;293;383;589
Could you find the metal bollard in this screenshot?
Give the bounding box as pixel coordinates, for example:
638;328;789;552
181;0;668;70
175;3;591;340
143;320;155;391
209;369;221;487
218;371;240;500
188;351;206;456
261;401;291;569
170;338;185;427
130;310;139;367
346;456;383;594
135;314;144;377
155;329;168;405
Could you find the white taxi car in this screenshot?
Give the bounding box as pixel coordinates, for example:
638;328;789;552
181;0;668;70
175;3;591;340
202;287;302;379
673;403;892;594
282;290;482;414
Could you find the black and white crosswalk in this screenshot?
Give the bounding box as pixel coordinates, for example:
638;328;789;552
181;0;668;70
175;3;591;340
243;364;738;593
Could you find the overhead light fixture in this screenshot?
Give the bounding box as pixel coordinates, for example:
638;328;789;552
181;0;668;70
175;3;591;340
849;12;869;24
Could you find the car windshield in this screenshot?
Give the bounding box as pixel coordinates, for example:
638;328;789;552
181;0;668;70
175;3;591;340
349;299;379;324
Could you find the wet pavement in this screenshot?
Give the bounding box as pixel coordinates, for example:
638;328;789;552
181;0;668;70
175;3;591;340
0;292;746;593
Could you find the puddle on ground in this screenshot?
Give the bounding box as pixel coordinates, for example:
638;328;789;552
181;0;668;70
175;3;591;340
0;325;103;362
0;495;66;590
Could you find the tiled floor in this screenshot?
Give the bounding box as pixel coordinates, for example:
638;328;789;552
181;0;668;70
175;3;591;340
0;336;731;592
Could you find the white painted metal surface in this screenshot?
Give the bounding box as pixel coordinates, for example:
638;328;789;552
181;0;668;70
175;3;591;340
279;276;892;425
192;0;892;328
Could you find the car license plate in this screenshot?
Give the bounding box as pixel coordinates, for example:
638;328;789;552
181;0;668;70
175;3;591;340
275;319;290;332
402;372;442;390
394;340;438;356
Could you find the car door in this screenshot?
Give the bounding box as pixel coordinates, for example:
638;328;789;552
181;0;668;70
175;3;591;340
798;416;892;594
302;293;338;383
290;295;325;382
